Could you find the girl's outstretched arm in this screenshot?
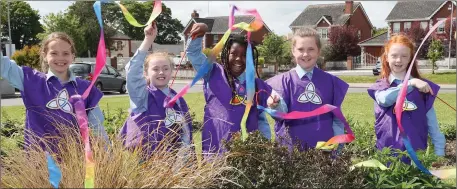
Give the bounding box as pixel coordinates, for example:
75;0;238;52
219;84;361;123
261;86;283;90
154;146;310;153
1;54;25;91
126;23;157;114
186;37;213;81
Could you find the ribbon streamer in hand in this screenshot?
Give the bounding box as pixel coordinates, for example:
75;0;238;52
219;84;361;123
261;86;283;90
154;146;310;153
350;159;456;179
393;18;455;179
255;90;355;149
164;4;264;112
70;1;163;187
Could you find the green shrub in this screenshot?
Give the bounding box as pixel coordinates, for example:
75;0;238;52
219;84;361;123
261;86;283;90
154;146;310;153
354;148;451;188
217;131;368;188
440;123;456;141
11;45;41;70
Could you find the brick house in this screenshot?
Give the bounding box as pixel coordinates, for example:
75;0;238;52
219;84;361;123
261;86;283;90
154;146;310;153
359;1;457;65
182;10;272;50
289;1;373;44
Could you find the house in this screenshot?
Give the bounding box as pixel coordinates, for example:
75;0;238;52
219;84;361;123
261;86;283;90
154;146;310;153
359;1;457;65
108;32;132;58
289;1;373;44
182;10;272;50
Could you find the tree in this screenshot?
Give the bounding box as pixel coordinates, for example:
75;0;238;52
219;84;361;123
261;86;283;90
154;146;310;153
62;1;184;57
327;25;361;61
103;1;184;44
406;25;430;59
66;1;118;57
38;12;87;57
11;45;40;69
372;26;388;36
427;39;444;74
0;1;43;49
258;33;289;73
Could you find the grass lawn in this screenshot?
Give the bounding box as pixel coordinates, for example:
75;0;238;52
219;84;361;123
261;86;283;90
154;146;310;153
338;72;456;84
2;92;455;128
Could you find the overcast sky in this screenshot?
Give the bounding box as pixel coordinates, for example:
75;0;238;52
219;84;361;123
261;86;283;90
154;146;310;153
26;1;397;36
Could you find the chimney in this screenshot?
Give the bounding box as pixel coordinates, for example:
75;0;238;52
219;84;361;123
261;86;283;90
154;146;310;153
191;10;199;18
344;1;353;14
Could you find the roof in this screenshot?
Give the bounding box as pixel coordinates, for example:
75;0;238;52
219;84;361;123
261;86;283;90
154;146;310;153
385;1;446;21
183;15;272;34
290;2;361;27
358;31;388;46
111;32;131;40
130;40;184;56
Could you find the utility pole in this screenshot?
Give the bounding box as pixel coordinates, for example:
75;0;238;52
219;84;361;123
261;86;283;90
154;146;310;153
7;0;12;57
449;1;454;69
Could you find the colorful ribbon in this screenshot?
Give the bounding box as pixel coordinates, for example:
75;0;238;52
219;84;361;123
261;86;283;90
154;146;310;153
164;4;264;110
350;19;455;180
257;102;355;149
71;1;163;187
116;1;162;27
393;18;456;180
71;95;95;188
351;159;456;179
229;5;264;141
46;152;62;188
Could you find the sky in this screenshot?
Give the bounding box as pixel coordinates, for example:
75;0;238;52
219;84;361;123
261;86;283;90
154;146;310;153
26;1;397;36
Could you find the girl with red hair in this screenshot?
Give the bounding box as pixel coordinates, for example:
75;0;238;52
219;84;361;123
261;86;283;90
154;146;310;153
367;34;445;160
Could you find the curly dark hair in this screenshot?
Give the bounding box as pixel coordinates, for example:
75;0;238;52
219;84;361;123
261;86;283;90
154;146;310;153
220;34;260;99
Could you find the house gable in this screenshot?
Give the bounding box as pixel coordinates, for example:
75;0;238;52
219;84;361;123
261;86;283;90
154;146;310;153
289;2;361;29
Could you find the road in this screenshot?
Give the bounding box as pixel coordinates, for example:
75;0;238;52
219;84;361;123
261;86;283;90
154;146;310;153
2;82;455;107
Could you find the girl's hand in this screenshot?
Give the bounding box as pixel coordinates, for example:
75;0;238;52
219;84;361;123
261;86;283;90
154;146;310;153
267;93;280;109
189;23;208;38
411;78;434;95
144;22;158;42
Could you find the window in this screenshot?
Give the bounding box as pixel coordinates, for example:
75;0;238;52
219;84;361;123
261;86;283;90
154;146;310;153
357;30;361;40
213;35;219;44
101;66;109;74
317;28;328;39
437;18;446;33
420;21;428;30
69;64;91;74
404;22;411;32
393;22;400;33
116;41;124;51
107;66;117;75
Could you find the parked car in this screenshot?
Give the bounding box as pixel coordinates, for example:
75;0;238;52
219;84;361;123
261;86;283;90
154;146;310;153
372;60;382;76
69;62;127;94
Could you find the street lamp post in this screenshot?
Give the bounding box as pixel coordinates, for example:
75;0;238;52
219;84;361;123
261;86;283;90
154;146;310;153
7;0;12;57
449;2;454;69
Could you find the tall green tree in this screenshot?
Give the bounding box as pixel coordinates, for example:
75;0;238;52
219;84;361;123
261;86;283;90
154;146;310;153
427;39;444;74
66;1;117;57
38;12;87;57
103;1;184;43
258;33;289;73
0;1;43;49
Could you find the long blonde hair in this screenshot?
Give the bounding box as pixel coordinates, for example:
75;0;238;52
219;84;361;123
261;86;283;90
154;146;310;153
39;32;76;73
